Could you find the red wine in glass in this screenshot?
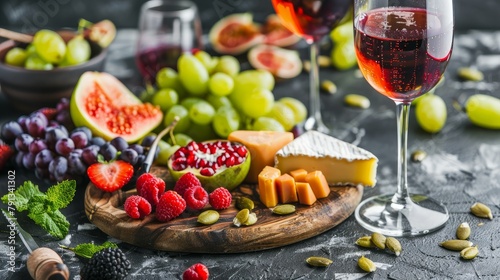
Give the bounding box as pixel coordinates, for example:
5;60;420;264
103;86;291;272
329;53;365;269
354;7;453;103
135;45;183;82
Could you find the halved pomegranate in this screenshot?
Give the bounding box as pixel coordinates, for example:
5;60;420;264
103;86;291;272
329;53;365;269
261;14;301;47
248;44;302;79
167;140;251;192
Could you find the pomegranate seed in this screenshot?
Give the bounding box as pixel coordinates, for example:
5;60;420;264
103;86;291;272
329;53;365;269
225;156;236;167
186;153;196;166
200;167;215;176
224;152;231;158
199;159;207;168
172;158;187;171
216;155;225;166
199;144;208;153
209;145;218;154
236;156;244;164
215;141;223;148
235;146;247;157
186;141;199;151
209;162;219;170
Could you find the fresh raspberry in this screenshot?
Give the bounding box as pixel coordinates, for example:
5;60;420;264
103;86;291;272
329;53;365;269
174;172;201;197
136;172;156;193
209;187;232;210
124;195;152;219
183;186;208;211
156;191;186;222
183;263;209;280
138;177;166;207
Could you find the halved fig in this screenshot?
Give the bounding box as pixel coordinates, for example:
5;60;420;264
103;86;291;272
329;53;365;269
167;140;251;192
209;13;264;55
261;14;301;47
248;44;302;79
85;19;116;48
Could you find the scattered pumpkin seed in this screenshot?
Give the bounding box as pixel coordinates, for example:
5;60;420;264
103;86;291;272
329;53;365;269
318;55;332;68
243;213;258;226
371;232;386;250
458;67;484;82
344;94;370;109
303;60;311;72
460;246;479;260
411;150;427;162
385;237;402;256
355;236;373;248
197;210;219;225
306;256;333;267
470;202;493;220
456;222;471;240
233;209;250;227
358;256;376;272
321;80;337;94
439;239;473;251
235;197;254;211
272;204;296;215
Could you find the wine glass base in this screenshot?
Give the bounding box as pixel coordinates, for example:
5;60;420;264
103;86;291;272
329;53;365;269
304;116;330;134
355;193;449;237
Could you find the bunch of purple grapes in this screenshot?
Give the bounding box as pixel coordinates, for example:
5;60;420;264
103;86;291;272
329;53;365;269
1;98;151;182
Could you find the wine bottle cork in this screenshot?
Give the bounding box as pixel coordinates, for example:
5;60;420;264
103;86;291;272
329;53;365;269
27;247;70;280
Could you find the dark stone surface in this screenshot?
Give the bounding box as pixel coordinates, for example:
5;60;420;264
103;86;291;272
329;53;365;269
1;1;500;280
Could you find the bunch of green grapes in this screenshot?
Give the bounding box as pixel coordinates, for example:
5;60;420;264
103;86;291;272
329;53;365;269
329;20;357;70
3;29;91;70
148;51;307;143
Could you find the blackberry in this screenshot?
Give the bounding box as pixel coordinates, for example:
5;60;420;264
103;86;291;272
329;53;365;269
80;248;131;280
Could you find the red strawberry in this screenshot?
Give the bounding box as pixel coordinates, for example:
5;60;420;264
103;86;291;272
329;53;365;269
87;160;134;192
0;142;14;170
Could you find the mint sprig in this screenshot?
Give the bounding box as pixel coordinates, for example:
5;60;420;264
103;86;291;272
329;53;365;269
60;241;118;258
1;180;76;240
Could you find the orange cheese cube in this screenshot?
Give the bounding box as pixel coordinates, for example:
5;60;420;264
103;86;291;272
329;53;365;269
289;168;308;182
275;173;298;203
305;171;330;199
258;166;281;208
228;131;294;183
296;182;317;206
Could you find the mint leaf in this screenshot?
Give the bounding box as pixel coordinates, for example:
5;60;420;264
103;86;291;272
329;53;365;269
1;181;46;212
29;209;69;240
46;180;76;210
60;241;118;258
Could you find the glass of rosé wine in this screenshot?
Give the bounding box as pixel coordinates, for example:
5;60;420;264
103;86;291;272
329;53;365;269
136;0;202;83
271;0;352;134
354;0;453;236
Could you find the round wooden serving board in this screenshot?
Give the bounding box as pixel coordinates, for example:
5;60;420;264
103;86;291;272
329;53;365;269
84;166;363;253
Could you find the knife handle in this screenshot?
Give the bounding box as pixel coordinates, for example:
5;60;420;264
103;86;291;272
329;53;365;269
27;247;70;280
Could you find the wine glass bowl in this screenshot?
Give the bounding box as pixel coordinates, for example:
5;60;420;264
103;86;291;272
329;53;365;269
354;0;454;236
271;0;352;134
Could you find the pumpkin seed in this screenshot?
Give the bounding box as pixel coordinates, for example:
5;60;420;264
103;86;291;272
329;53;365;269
321;80;337;94
358;256;376;272
197;210;219;225
371;232;386;250
272;204;296;215
355;236;373;248
318;55;331;68
303;60;311;72
242;213;258;226
306;256;333;267
235;197;254;211
344;94;370;109
460;246;479;260
233;209;250;227
456;222;471;240
458;67;484;82
470;202;493;220
411;150;427;162
439;239;473;251
385;237;402;256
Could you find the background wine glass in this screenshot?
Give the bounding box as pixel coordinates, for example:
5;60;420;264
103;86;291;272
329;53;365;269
271;0;352;134
136;0;202;83
353;0;454;236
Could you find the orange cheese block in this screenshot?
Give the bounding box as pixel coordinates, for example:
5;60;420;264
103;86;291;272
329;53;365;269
258;166;281;208
275;173;298;203
228;130;294;183
305;170;330;199
289;168;308;182
296;182;317;206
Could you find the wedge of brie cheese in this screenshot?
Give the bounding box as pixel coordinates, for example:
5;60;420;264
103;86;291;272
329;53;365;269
274;131;378;187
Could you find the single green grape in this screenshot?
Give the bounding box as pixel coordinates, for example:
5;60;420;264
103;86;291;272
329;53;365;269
64;35;91;66
240;88;275;119
415;94;447;133
206;94;233;110
209;72;234;96
32;29;66;64
266;102;296;131
278;97;307;124
152;88;179;112
164;105;190;133
25;44;36;55
5;47;28;67
177;53;209;96
164;144;180;162
25;54;53;70
214;55;240;77
188;101;215;125
212;106;240;138
154;140;172;166
465;94;500;129
230;69;275;111
186;122;218;142
194;50;218;74
329;21;353;44
180;97;204;110
252;117;285;132
331;40;357;70
170;133;193;147
155;67;187;98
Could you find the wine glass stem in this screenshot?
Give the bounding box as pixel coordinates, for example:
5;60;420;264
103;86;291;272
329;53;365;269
309;42;322;125
394;102;411;204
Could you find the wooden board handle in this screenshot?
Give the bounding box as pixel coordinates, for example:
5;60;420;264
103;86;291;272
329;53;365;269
27;247;70;280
